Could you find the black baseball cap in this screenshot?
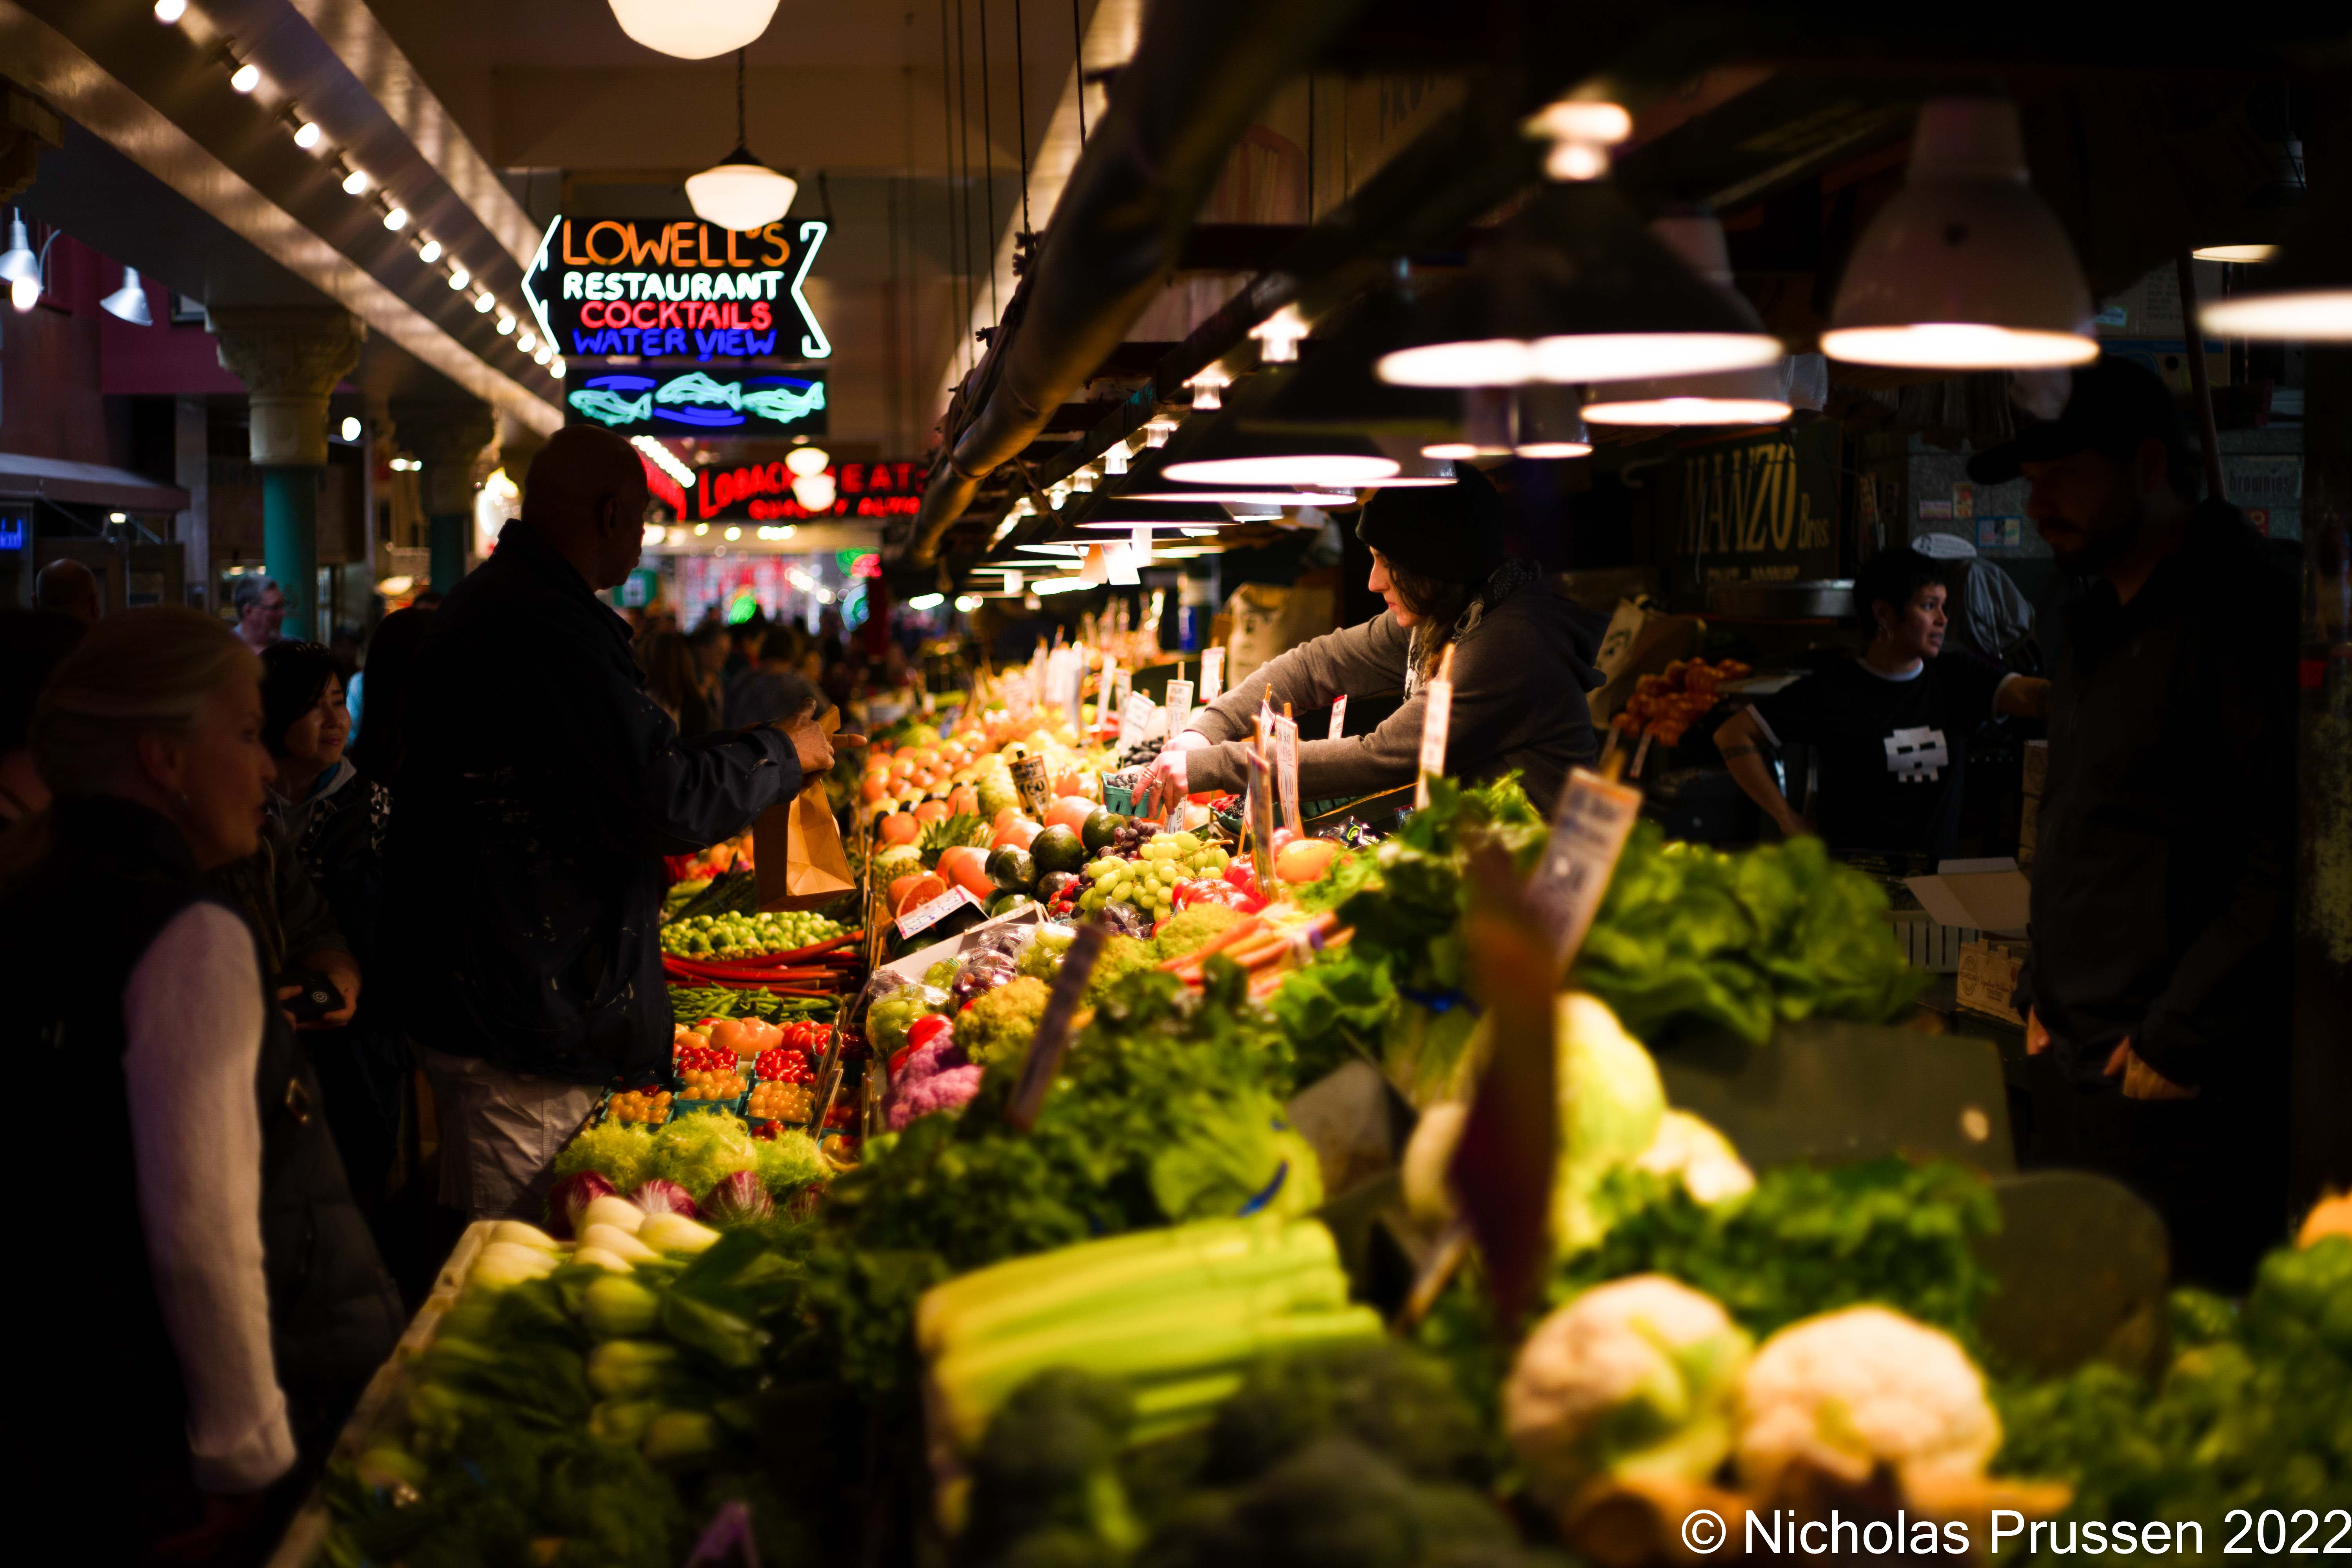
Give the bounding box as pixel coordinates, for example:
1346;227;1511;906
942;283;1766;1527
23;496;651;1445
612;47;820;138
1966;356;2194;486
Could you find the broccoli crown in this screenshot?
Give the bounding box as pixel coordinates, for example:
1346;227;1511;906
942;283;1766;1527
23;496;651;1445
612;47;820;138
962;1370;1141;1566
1083;935;1159;1004
1151;905;1241;963
959;976;1055;1064
1201;1341;1490;1488
1138;1438;1514;1568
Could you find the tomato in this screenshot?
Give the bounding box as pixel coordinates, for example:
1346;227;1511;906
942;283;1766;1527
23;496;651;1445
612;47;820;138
1223;861;1259;897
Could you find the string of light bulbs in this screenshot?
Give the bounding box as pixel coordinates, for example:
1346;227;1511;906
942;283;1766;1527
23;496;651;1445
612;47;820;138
151;0;560;377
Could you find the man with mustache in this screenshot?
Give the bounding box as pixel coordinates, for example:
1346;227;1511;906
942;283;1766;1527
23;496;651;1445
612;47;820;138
1970;356;2296;1290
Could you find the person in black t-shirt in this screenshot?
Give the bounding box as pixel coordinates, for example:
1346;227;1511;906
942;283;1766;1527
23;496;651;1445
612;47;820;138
1711;548;2047;860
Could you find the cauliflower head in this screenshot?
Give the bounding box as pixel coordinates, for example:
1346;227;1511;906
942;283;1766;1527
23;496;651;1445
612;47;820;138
1735;1305;2000;1493
1506;1275;1751;1505
1633;1110;1756;1206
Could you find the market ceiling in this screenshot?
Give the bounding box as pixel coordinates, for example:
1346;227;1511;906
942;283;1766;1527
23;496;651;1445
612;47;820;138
1;0;1098;452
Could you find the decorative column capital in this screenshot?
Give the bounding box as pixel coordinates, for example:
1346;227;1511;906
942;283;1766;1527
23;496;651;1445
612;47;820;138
391;399;497;517
211;308;365;467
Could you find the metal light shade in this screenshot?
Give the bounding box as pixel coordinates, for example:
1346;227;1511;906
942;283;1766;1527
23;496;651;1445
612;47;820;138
685;151;798;231
1068;501;1237;530
1378;180;1783;388
0;216;38;285
608;0;778;58
1360;446;1460;486
1160;371;1400;488
1512;383;1592;459
1821;99;2097;370
102;267;153;326
1240;291;1461;439
1581;213;1791;426
2200;187;2352;340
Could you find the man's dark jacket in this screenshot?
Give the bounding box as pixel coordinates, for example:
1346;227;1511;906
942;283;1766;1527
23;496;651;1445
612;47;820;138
2017;500;2297;1089
385;521;803;1083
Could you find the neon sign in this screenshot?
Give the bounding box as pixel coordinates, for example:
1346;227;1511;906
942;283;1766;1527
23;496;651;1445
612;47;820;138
688;460;926;521
523;216;829;363
568;370;827;436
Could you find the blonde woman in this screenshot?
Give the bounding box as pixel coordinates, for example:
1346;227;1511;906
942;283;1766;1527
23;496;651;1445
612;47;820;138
0;608;399;1559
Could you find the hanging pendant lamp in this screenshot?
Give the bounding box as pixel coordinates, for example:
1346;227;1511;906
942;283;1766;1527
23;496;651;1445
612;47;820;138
610;0;778;60
1160;370;1400;488
2200;183;2352;340
686;50;798;231
1581;213;1793;426
1820;99;2097;370
101;266;154;326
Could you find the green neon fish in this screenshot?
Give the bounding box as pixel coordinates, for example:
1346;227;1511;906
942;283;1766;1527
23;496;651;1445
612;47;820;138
655;372;742;409
569;388;653;426
740;382;827;426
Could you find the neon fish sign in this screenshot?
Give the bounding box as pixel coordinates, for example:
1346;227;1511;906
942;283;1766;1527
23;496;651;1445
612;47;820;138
523;216;830;364
566;370;828;436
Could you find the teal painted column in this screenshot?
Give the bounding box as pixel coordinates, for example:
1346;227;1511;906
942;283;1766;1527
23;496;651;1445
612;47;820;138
428;511;468;593
209;306;364;641
261;466;321;640
394;399;498;595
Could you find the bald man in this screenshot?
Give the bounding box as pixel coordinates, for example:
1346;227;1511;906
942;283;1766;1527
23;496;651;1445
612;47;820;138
34;558;100;624
384;425;857;1219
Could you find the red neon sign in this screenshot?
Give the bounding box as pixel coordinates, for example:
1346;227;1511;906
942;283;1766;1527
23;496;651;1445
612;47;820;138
691;459;926;521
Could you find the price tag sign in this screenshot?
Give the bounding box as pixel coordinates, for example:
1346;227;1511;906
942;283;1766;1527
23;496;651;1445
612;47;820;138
1415;681;1454;809
1274;715;1302;834
1027;646;1048;708
1009;752;1053;821
1007;922;1107;1130
1112;666;1132;716
1328;695;1348;741
1096;659;1118;734
1164;679;1194;742
1201;646;1225;705
893;884;979;941
1525;767;1644;974
1118;692;1156;752
920;688;935;715
1246;732;1278;893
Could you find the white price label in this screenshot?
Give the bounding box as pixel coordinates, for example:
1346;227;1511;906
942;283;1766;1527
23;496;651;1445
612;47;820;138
1526;768;1644;973
1164;679;1194;742
1097;659;1117;732
1415;679;1454;809
1118;692;1156;751
893;884;978;940
1274;715;1302;834
1328;695;1348;741
1201;647;1225;704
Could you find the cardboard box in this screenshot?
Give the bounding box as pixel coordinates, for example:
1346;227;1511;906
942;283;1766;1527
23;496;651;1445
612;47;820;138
2022;739;2048;799
1904;858;2031;938
1957;938;2030;1025
2018;793;2039;869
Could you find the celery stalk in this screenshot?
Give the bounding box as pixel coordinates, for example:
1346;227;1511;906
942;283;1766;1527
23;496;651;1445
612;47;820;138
916;1214;1296;1350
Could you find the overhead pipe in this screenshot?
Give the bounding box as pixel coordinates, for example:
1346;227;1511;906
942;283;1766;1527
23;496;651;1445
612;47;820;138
905;0;1372;566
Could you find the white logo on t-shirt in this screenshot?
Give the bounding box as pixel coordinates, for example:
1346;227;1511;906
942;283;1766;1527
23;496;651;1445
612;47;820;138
1884;726;1949;784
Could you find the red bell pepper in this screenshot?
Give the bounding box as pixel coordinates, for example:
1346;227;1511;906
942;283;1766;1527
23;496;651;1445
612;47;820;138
906;1014;954;1054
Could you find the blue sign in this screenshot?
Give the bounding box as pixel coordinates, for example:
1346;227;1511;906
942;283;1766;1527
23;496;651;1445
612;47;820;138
566;370;827;437
0;517;24;551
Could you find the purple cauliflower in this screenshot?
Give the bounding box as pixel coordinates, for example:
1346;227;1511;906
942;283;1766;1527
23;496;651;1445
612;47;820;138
886;1063;985;1130
900;1033;970;1086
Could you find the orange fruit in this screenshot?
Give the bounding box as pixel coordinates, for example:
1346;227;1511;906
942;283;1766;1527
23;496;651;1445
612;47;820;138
946;785;980;817
912;799;950;824
936;845;991;897
878;813;921;846
1044;796;1094;835
893;873;950;916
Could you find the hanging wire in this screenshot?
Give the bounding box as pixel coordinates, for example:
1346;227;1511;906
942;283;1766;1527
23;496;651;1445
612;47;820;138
1305;73;1314;222
956;0;975;372
939;0;962;376
978;0;999;325
735;49;746;149
1012;0;1031;235
1071;0;1087;145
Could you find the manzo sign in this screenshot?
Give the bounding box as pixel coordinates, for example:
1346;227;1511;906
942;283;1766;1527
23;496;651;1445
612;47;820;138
523;216;829;362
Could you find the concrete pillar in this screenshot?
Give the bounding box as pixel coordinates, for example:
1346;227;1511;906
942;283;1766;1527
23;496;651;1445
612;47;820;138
172;396;210;610
210;308;365;640
394;400;496;593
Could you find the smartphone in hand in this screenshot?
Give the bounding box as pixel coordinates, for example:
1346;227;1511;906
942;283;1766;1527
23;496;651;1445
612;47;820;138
278;970;347;1026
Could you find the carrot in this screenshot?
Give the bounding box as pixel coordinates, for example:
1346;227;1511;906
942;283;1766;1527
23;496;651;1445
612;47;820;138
1156;913;1263;972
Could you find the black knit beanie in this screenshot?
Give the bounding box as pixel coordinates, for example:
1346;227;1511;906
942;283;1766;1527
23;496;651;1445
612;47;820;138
1353;463;1506;583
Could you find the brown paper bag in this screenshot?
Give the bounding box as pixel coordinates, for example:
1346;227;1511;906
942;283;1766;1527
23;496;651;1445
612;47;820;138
755;787;856;911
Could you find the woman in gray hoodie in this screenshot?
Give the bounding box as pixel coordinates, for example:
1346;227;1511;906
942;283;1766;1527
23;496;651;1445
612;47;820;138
1143;466;1603;817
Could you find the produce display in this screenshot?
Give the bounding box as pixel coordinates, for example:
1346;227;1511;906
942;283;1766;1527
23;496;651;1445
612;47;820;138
305;733;2343;1568
661;908;849;960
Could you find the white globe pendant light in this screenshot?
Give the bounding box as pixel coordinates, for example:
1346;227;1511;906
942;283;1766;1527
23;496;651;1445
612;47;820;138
1820;99;2098;370
686;50;798;231
609;0;777;60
